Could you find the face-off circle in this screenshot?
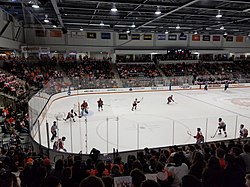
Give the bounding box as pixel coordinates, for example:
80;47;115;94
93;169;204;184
231;98;250;107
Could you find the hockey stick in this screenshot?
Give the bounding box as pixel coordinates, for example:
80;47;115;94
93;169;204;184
139;97;144;102
187;130;194;137
211;128;219;138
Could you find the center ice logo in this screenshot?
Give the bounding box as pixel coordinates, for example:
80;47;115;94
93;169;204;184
231;98;250;107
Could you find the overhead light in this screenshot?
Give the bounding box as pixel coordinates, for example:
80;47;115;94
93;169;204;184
44;14;49;23
176;24;180;29
52;25;57;28
80;28;83;31
32;3;39;8
194;31;198;35
111;3;117;12
216;10;222;18
126;30;130;33
64;14;68;16
165;30;169;34
220;26;224;30
131;22;135;28
224;32;228;36
248;33;250;37
155;6;161;15
100;21;104;26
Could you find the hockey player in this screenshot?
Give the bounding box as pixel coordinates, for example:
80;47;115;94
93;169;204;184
194;128;204;144
204;81;208;91
58;137;67;152
239;124;248;138
224;81;229;91
64;109;77;122
218;118;227;137
132;98;140;111
51;121;57;142
167;95;174;104
81;100;89;116
97;98;104;111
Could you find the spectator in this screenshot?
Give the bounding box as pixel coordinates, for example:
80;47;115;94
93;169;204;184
41;176;61;187
182;174;203;187
240;143;250;174
140;180;160;187
222;154;245;187
202;156;223;187
189;151;206;180
130;168;146;187
79;175;104;187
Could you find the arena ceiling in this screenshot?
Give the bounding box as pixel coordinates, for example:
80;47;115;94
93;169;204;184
1;0;250;35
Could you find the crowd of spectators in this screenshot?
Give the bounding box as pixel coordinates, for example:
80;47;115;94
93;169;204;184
0;71;25;97
117;64;161;79
3;57;63;88
1;137;250;187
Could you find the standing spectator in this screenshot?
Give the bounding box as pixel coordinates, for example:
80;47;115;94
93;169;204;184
130;168;146;187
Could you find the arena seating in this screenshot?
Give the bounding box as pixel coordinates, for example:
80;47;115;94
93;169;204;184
1;57;250;187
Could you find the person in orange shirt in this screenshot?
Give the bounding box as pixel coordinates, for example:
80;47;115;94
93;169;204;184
216;148;226;169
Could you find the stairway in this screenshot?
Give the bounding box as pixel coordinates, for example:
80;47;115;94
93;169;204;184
110;63;123;88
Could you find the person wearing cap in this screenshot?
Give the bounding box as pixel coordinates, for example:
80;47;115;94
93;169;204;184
194;128;204;144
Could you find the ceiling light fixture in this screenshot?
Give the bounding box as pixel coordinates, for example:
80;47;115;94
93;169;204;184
224;32;228;36
80;28;83;31
248;33;250;37
220;26;224;30
52;25;57;28
194;31;198;35
44;14;49;23
126;29;130;34
216;10;222;18
176;24;180;29
111;3;117;12
100;21;104;26
131;22;135;28
32;3;39;8
165;30;169;34
155;6;161;15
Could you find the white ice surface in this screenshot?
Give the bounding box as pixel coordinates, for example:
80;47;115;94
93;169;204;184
34;88;250;154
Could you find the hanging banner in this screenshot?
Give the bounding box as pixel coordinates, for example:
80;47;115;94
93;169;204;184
202;35;210;41
226;36;234;42
119;34;128;40
168;34;177;40
192;35;200;41
50;30;62;37
143;34;152;40
179;34;187;40
132;34;140;40
87;32;97;39
157;34;166;40
213;35;221;41
35;30;46;37
236;36;243;42
101;32;111;39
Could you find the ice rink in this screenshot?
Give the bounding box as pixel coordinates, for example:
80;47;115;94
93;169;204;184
34;87;250;154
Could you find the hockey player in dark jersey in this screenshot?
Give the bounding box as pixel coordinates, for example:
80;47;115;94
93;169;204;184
132;98;140;111
167;95;174;104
